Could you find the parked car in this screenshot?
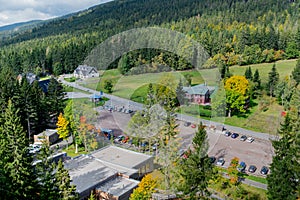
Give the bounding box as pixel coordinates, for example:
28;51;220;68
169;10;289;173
191;124;196;128
114;135;125;143
209;156;216;164
231;133;239;139
240;135;247;141
216;157;225;166
247;137;254;143
237;161;246;172
248;165;257;173
224;131;231;137
184;122;191;127
260;166;269;175
28;144;41;154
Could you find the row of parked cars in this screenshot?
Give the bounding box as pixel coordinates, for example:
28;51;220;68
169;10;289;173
104;105;134;115
223;131;255;143
210;156;269;175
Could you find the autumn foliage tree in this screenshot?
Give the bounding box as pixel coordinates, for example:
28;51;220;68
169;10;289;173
56;113;69;141
224;75;250;117
227;157;240;185
130;174;157;200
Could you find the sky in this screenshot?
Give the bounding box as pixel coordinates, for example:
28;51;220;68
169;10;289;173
0;0;113;27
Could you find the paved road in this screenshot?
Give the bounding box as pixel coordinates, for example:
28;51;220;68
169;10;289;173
59;77;276;141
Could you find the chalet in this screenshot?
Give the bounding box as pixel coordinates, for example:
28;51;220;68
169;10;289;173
34;129;59;145
73;65;99;79
183;84;215;105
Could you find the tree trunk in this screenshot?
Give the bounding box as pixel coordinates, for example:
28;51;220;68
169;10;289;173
75;143;78;154
228;109;231;117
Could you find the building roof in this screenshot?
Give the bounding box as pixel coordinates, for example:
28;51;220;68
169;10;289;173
91;146;153;169
65;155;117;194
183;84;215;95
36;129;58;137
96;176;139;197
74;65;98;75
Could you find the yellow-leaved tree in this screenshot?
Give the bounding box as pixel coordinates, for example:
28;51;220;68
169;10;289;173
56;113;69;142
224;75;250;117
130;174;157;200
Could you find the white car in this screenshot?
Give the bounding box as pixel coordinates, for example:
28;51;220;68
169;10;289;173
216;158;225;166
246;137;254;143
28;144;41;154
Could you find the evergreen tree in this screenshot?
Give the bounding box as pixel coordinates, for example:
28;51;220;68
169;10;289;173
267;114;299;200
145;83;156;109
35;141;60;199
46;78;65;119
177;123;215;199
253;69;261;90
104;80;113;93
118;54;131;75
267;64;279;96
175;78;185;106
244;66;253;80
0;100;38;199
292;59;300;85
55;160;77;200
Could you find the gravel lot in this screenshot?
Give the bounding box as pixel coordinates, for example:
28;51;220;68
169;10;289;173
96;107;274;177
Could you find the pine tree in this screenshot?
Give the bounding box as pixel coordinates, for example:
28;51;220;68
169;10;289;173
55;160;77;200
292;59;300;85
0;100;38;199
177;123;215;199
267;114;299;199
244;66;253;80
267;64;279;96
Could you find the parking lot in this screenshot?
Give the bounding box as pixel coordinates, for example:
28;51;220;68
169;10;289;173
96;107;274;177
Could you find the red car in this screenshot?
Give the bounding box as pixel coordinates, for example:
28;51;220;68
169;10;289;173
191;124;196;128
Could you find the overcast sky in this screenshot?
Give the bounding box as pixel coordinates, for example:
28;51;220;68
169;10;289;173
0;0;113;27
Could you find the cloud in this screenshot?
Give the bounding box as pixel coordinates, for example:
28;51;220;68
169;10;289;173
0;0;112;27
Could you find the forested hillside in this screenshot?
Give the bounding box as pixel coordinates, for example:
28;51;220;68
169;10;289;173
0;0;299;75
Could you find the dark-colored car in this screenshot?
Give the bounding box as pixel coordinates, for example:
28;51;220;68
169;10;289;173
224;131;231;137
260;166;269;175
240;135;247;141
237;161;246;172
231;133;239;139
209;156;216;164
184;122;191;127
248;165;257;173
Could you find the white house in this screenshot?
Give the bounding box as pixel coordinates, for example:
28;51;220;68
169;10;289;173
73;65;99;79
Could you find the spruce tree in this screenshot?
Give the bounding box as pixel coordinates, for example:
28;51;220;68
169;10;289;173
244;66;253;80
177;123;215;199
0;100;38;199
253;69;261;90
267;114;299;199
292;59;300;85
46;78;65;119
175;78;185;106
55;160;77;200
267;64;279;96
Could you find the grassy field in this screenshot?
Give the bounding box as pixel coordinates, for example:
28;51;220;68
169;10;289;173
78;59;295;134
63;85;90;94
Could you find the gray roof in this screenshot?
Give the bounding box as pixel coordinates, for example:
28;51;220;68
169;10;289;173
36;129;58;137
91;146;153;169
96;176;139;197
74;65;98;75
65;155;117;194
183;84;214;95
